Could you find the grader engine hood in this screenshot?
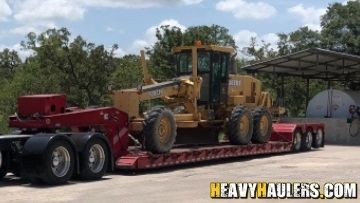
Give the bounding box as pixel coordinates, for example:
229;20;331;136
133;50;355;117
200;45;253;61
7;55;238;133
227;74;262;106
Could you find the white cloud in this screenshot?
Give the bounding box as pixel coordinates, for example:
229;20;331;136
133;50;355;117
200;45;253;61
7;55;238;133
130;19;186;53
106;26;114;32
233;29;279;58
14;0;85;22
0;0;12;21
8;0;201;36
10;22;57;35
81;0;203;8
216;0;276;20
0;43;34;60
234;30;258;49
288;4;326;31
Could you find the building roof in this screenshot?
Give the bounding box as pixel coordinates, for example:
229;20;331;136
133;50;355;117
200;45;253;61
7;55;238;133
242;48;360;81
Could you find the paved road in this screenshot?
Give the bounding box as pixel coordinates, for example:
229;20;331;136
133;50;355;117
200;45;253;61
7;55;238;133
0;145;359;203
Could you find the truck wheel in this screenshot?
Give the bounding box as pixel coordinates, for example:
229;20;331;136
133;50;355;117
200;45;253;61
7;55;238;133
143;107;177;153
252;107;272;143
79;139;108;180
292;130;302;151
227;106;253;145
42;140;75;185
0;151;7;179
301;131;313;151
313;129;324;148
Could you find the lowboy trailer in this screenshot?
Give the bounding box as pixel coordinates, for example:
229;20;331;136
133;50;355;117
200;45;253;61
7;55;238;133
0;94;324;184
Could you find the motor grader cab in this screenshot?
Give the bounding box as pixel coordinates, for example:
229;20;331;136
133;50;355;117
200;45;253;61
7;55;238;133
112;43;274;154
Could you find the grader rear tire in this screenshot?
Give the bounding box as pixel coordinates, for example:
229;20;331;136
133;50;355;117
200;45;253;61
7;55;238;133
252;107;272;143
227;106;253;145
143;107;177;154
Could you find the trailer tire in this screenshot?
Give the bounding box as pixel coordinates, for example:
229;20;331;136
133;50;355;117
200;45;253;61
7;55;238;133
0;151;7;179
41;140;75;185
143;107;177;153
79;139;108;180
252;107;272;143
313;129;324;148
292;130;302;152
301;131;313;151
227;106;253;145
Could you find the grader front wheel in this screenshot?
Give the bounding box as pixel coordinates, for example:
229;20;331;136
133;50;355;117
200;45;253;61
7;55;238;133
252;107;272;143
143;107;177;153
227;106;253;145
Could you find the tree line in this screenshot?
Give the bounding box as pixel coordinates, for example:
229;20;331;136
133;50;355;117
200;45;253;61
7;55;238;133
0;1;359;131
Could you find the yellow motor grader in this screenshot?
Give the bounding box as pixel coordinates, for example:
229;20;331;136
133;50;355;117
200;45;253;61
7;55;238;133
112;42;276;153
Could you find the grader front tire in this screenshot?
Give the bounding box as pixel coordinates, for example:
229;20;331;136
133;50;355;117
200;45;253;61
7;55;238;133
227;106;253;145
143;107;177;154
252;107;272;143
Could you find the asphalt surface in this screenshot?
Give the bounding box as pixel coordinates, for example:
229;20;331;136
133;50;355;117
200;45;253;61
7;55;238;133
0;145;359;203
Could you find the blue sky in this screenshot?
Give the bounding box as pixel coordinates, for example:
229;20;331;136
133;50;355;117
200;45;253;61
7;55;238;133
0;0;348;58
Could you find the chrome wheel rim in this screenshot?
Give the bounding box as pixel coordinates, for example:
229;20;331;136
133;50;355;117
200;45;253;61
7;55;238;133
88;144;105;173
51;146;71;178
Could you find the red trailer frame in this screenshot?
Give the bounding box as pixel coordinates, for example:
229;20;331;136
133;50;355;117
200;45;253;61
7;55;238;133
116;122;324;170
1;94;324;185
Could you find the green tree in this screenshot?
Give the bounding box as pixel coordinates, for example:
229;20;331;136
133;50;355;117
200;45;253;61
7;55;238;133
111;54;143;89
321;1;360;55
183;25;236;47
245;26;325;116
21;28;118;106
0;48;21;80
147;24;236;79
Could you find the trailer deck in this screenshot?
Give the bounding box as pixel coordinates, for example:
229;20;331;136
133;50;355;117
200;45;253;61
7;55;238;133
116;122;324;170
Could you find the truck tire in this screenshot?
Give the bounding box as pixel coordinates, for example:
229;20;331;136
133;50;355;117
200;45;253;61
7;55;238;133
227;106;253;145
252;107;272;143
143;107;177;153
301;131;313;151
79;139;108;180
313;129;324;148
41;140;75;185
0;151;7;179
292;130;302;151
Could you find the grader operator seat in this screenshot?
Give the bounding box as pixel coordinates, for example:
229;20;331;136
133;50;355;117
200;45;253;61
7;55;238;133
173;45;233;105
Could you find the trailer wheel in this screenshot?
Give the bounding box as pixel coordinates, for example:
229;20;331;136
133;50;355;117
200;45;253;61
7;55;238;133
313;129;324;148
0;151;7;179
252;107;272;143
227;106;253;145
301;131;313;151
79;139;108;180
42;140;75;185
292;131;302;151
143;107;177;153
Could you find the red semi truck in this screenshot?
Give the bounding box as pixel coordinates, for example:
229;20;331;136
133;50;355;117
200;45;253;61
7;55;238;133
0;94;324;184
